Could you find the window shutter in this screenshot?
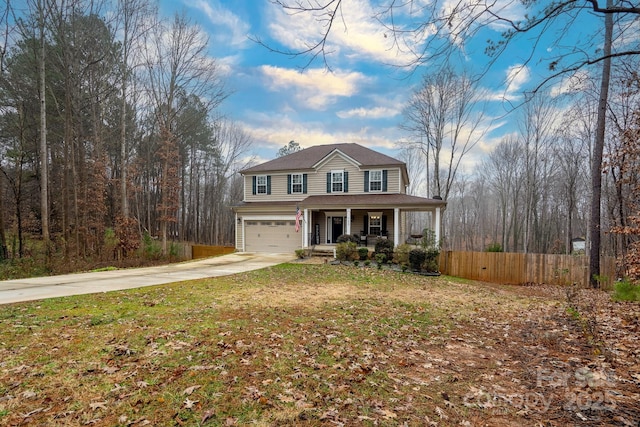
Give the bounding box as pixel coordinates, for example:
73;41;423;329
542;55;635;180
252;176;256;195
382;170;388;192
364;171;369;192
326;172;331;193
303;174;308;194
267;176;271;195
287;174;291;194
364;215;368;234
382;215;387;235
344;171;349;193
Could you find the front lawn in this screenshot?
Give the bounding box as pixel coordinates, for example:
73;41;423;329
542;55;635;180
1;263;638;426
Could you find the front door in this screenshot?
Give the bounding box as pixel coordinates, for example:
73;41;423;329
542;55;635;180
331;217;343;243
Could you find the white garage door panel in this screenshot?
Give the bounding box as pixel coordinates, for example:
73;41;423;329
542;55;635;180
245;221;300;253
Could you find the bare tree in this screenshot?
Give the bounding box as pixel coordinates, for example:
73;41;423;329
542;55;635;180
142;12;227;254
400;64;486;201
556;114;590;254
205;119;253;244
604;59;640;268
590;0;614;286
35;0;50;257
519;93;558;253
0;0;12;259
481;136;524;252
115;0;154;219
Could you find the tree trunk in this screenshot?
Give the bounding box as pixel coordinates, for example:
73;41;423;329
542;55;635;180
589;0;613;288
38;0;49;257
0;175;7;260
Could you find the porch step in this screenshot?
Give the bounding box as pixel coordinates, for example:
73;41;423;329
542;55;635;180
310;246;335;257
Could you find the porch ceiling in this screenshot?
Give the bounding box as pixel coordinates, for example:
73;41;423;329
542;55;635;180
300;194;446;211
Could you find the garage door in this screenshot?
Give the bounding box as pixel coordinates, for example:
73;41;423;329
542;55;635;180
245;220;301;253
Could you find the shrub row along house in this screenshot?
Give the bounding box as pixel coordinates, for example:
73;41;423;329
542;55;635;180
232;143;447;253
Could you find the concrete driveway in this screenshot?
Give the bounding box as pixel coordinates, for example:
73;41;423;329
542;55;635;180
0;252;294;305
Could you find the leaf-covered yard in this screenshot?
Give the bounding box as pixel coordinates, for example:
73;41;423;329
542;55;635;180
1;262;638;426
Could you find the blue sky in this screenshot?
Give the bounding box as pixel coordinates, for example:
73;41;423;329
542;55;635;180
157;0;603;168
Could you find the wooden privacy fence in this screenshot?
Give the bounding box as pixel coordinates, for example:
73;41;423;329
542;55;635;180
192;245;236;259
439;251;617;288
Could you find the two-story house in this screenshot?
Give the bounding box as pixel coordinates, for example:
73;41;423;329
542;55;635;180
232;143;446;253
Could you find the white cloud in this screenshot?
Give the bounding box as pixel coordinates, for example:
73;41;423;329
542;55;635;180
550;70;592;97
187;0;250;48
505;64;530;96
259;66;369;110
484;64;530;103
216;54;242;76
239;113;402;157
266;1;423;65
336;106;400;119
438;0;525;48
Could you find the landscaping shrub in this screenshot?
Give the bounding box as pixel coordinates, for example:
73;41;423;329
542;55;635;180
335;241;357;261
374;238;394;263
357;246;369;261
423;248;440;273
393;243;411;267
375;253;386;269
408;247;440;272
336;234;359;244
409;248;426;271
421;228;438;249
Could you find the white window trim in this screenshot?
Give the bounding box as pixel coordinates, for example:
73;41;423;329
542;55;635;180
369;169;382;192
291;173;303;194
368;211;382;235
256;175;267;194
331;170;344;193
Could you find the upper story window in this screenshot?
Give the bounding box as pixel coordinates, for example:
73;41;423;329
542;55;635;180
369;170;382;192
326;170;348;193
331;170;344;193
365;169;387;192
256;175;268;194
291;173;303;194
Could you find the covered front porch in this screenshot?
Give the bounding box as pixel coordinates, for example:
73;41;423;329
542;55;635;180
298;194;446;249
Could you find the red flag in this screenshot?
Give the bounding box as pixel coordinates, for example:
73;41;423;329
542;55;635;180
295;206;302;232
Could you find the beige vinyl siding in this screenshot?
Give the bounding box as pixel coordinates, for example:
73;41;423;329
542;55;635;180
390;168;402;193
314;157;358;194
306;171;327;195
244;173;308;202
314;158;402;196
243;157;405;202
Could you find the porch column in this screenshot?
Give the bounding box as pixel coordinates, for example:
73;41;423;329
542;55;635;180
302;209;309;247
346;208;351;235
393;208;400;248
432;207;441;247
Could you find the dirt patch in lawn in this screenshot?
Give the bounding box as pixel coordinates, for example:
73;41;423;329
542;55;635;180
0;263;638;426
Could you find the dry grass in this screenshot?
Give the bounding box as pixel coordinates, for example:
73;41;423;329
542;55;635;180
1;263;638;426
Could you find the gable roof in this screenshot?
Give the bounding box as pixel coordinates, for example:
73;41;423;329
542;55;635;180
239;143;405;174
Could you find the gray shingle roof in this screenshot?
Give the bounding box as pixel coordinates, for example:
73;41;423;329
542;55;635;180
233;194;446;211
240;143;405;174
300;194;446;209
